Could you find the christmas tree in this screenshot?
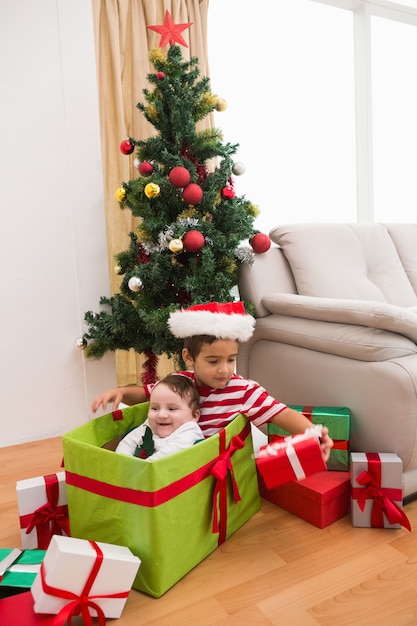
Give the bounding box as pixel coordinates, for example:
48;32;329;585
80;12;271;383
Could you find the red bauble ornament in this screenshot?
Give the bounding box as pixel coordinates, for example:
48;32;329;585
169;166;191;188
138;161;154;176
182;183;203;204
250;233;271;254
183;230;205;253
120;139;134;155
156;71;165;80
221;185;235;199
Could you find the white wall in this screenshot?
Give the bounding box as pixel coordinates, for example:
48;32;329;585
0;0;116;446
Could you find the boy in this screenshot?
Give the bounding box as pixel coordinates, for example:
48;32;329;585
115;373;203;460
92;302;333;460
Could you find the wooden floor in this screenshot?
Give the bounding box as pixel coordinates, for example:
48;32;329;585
1;436;417;625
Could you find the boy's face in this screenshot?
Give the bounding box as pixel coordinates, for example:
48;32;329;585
147;382;199;438
182;339;239;388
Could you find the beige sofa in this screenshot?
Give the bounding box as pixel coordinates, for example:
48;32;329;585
237;223;417;498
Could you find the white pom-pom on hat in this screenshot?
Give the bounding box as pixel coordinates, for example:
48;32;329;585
168;301;255;342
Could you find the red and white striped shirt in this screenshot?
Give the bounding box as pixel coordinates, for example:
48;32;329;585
145;372;287;438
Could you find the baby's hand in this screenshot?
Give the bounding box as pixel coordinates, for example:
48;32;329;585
91;388;124;413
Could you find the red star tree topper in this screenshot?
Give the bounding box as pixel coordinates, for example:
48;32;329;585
147;10;192;48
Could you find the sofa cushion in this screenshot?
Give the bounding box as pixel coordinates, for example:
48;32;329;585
251;315;417;361
262;292;417;345
269;223;417;306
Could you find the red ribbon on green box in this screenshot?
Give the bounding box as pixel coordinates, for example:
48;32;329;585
66;422;248;545
297;406;348;450
268;405;350;471
210;427;244;541
351;452;411;531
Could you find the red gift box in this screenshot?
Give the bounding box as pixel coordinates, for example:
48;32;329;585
255;427;327;490
0;591;55;624
260;470;351;528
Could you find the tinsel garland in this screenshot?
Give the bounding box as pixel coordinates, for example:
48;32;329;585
141;348;159;384
235;245;255;265
181;146;208;182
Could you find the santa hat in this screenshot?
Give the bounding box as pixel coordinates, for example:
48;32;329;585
168;301;255;342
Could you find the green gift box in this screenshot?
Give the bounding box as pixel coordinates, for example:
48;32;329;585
0;549;45;598
268;406;351;471
63;404;260;598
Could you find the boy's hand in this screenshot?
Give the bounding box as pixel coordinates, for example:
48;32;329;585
91;388;124;413
318;426;334;462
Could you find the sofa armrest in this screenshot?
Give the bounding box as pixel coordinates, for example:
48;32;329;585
245;314;417;362
262;292;417;344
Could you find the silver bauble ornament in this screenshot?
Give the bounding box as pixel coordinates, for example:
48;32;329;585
128;276;143;292
75;337;87;351
232;161;246;176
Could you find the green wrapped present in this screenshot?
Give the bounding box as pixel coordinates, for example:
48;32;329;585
268;406;351;471
63;404;260;598
0;549;45;598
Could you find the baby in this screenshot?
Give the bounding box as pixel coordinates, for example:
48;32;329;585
115;373;203;460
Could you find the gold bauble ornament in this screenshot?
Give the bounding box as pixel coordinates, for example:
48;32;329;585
168;238;183;253
215;97;227;112
144;182;160;198
114;264;122;274
115;186;126;202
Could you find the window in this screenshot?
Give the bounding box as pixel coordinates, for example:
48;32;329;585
372;14;417;221
208;0;417;228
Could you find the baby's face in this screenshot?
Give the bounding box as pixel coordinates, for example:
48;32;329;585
147;383;196;438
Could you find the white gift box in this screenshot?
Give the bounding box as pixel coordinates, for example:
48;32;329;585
16;471;69;549
31;535;140;620
350;452;410;530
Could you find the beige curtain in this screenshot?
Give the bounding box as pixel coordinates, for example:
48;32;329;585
91;0;211;385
